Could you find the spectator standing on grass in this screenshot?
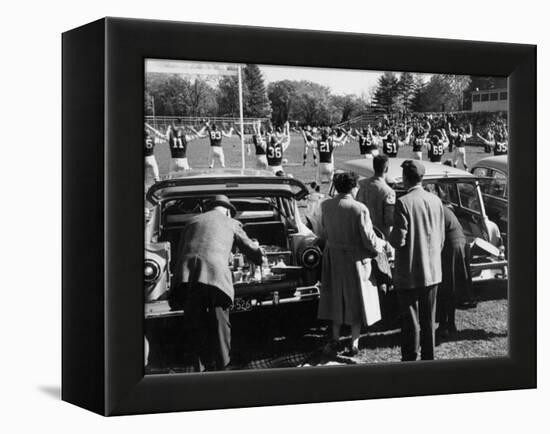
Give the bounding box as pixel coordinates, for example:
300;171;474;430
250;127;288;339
168;195;263;371
356;154;395;239
318;172;391;357
166;119;202;173
389;160;445;361
436;204;474;339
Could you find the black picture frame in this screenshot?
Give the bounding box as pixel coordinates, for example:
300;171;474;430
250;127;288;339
62;17;536;416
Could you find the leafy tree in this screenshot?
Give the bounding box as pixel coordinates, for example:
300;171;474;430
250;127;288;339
372;72;400;112
442;74;471;111
145;73;192;116
397;72;417;111
292;81;332;126
330;94;365;123
216;76;242;117
414;75;455;112
145;73;218;117
187;78;217;117
267;80;296;126
243;64;272;118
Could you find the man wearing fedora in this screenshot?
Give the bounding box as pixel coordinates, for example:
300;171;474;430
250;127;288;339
170;195;264;371
389;160;445;361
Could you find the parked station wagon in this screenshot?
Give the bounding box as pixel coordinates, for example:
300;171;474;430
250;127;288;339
144;169;322;320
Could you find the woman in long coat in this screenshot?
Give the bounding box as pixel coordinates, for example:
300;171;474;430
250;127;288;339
318;172;389;355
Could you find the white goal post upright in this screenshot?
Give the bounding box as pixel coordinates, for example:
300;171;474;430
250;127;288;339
237;65;246;170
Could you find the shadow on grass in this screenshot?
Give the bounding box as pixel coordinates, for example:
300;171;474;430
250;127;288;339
439;328;507;344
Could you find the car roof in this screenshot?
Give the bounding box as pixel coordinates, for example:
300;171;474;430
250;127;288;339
471;155;508;175
146;169;309;204
164;168;275;179
343;157;474;183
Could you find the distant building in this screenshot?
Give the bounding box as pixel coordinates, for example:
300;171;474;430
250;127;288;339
471;88;508;112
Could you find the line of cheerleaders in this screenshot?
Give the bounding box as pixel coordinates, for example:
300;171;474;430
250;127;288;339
144;117;508;183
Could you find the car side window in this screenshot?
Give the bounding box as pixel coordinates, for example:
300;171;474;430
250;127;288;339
472;167;490;177
424;181;459;207
457;182;481;213
489;171;507;199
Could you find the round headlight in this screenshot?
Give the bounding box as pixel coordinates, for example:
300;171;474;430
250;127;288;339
144;259;161;283
301;246;321;269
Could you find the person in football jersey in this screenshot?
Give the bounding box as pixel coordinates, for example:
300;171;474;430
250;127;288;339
314;128;348;184
477;126;508;156
493;124;509;156
382;127;412;158
165;120;202;173
348;128;370;158
426;129;450;163
232;124;252;156
251;120;268;169
369;128;385;157
476;128;496;154
195;120;234;168
265;121;291;175
353;127;379;158
448;122;472;170
144;129;160;182
301;125;318;166
411;124;430;161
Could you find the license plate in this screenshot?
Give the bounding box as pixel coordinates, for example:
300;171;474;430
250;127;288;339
231;298;253;312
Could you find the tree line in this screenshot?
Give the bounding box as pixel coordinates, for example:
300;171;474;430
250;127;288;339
145;64;506;126
371;72;506;113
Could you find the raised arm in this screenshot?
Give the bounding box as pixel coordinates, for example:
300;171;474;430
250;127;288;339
447;123;458;138
194;125;208;138
440;130;450;149
465;123;473;138
475;132;493;146
222;126;234;138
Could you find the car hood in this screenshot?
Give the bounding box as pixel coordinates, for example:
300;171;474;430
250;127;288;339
146;172;309;204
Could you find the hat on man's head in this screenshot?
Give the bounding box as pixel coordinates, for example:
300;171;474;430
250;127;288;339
401;159;426;179
205;194;237;217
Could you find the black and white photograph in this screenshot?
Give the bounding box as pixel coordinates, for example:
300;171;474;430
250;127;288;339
143;59;509;373
2;0;544;428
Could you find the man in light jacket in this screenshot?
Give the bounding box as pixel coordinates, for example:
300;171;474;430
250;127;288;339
169;195;263;371
389;160;445;361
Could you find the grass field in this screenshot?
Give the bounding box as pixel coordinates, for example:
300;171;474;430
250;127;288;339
145;133;508;370
146;132;493;193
